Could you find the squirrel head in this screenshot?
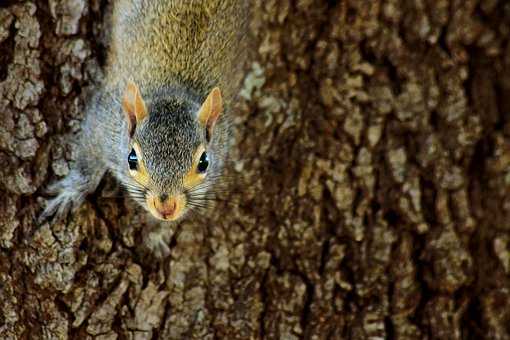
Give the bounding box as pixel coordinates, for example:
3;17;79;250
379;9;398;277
121;81;223;221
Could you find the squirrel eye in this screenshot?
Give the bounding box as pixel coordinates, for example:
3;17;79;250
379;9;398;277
128;148;138;170
197;151;209;173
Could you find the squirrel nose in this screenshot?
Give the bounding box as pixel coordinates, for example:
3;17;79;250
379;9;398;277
155;196;177;219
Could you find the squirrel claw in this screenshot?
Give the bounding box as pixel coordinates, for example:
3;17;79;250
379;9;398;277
144;228;172;259
38;191;77;224
39;175;89;224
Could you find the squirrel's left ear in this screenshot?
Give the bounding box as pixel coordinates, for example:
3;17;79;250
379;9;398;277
122;81;148;137
197;87;223;142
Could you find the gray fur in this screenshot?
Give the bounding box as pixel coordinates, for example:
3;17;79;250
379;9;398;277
40;0;247;228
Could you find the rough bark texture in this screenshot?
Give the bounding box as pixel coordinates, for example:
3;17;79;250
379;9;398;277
1;0;510;339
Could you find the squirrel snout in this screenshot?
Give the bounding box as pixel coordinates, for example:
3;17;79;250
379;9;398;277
156;197;177;219
148;194;185;221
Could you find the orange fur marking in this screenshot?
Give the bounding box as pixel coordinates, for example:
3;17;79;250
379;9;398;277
197;87;223;137
183;145;206;189
122;81;148;135
146;193;186;221
129;142;151;187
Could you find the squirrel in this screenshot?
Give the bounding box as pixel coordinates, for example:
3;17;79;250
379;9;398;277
41;0;249;256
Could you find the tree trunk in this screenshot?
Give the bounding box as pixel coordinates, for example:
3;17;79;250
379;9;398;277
1;0;510;339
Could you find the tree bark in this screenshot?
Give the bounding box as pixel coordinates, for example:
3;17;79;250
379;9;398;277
1;0;510;339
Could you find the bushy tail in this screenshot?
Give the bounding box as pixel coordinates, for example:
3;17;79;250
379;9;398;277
108;0;249;101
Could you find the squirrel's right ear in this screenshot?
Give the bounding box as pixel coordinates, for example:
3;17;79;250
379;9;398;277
122;81;148;137
197;87;223;142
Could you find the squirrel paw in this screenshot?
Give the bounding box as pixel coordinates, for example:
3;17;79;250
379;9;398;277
39;176;88;223
144;228;172;259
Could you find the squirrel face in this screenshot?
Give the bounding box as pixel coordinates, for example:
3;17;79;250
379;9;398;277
121;82;223;221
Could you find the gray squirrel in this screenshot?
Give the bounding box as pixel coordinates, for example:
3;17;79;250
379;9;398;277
41;0;248;256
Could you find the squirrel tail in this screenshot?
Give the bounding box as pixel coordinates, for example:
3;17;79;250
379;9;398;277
107;0;250;101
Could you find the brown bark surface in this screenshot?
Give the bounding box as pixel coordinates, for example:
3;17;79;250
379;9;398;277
1;0;510;339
